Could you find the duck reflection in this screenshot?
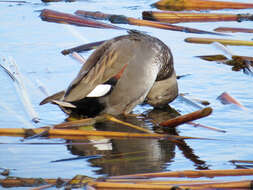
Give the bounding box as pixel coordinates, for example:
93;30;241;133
66;106;208;176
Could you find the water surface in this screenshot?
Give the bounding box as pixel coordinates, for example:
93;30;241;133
0;0;253;188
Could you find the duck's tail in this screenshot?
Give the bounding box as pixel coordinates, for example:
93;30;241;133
39;90;65;105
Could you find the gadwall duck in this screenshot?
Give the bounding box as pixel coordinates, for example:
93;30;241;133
40;31;178;117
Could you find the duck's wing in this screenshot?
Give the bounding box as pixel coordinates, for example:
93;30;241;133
40;90;65;105
63;35;132;102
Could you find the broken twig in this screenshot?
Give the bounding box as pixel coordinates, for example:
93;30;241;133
217;92;247;110
142;11;253;24
185;37;253;46
75;10;224;35
152;0;253;11
61;40;105;55
40;9;124;30
159;107;212;127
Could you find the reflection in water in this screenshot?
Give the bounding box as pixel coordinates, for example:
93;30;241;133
66;106;208;176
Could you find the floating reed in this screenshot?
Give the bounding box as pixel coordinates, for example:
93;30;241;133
0;177;68;188
197;54;228;62
142;11;253;23
54;114;153;133
0;0;28;3
2;175;253;189
0;128;205;140
55;108;213;133
185;37;253;46
75;10;112;20
0;57;39;123
160;107;212;127
187;121;226;133
40;9;123;30
230;160;253;164
53;117;97;129
215;27;253;33
75;10;223;35
88;180;253;189
204;54;253;63
217;92;247;110
106;178;214;184
61;40;105;55
110;168;253;179
152;0;253;11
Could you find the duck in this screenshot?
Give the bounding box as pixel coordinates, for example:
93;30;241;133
40;31;178;117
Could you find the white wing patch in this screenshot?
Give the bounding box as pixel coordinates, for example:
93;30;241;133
52;100;76;108
87;84;112;97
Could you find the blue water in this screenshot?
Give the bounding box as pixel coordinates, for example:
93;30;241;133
0;0;253;188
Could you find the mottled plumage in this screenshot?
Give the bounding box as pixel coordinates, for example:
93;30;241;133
40;31;178;117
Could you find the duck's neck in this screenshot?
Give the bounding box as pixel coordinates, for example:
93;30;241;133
145;71;178;108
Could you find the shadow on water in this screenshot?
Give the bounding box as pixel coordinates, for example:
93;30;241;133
65;106;208;176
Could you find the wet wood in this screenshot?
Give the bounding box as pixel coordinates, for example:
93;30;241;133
106;179;214;184
0;128;205;140
40;9;123;30
124;17;221;35
152;0;253;11
0;0;28;3
88;180;253;189
30;184;54;190
110;168;253;179
185;37;253;46
104;114;153;133
197;54;253;75
159;107;212;127
142;11;253;24
75;10;223;35
217;92;247;110
1;176;252;189
88;181;179;189
0;177;67;188
53;115;152;133
231;160;253;164
53;117;97;129
61;40;105;55
75;10;112;20
215;27;253;33
41;0;62;2
187;121;226;133
197;54;228;62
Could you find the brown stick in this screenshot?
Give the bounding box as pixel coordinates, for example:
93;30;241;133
75;10;224;35
142;11;253;24
53;118;97;129
215;27;253;33
106;179;215;184
40;9;123;30
88;180;253;189
0;128;205;140
152;0;253;11
217;92;247;110
104;114;153;133
126;17;223;35
109;168;253;179
53;115;152;133
230;160;253;164
75;10;112;20
29;184;54;190
61;40;105;55
187;121;226;133
0;178;67;188
0;0;28;3
185;37;253;46
159;107;212;127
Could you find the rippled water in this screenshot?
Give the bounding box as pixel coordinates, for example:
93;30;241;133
1;0;253;189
